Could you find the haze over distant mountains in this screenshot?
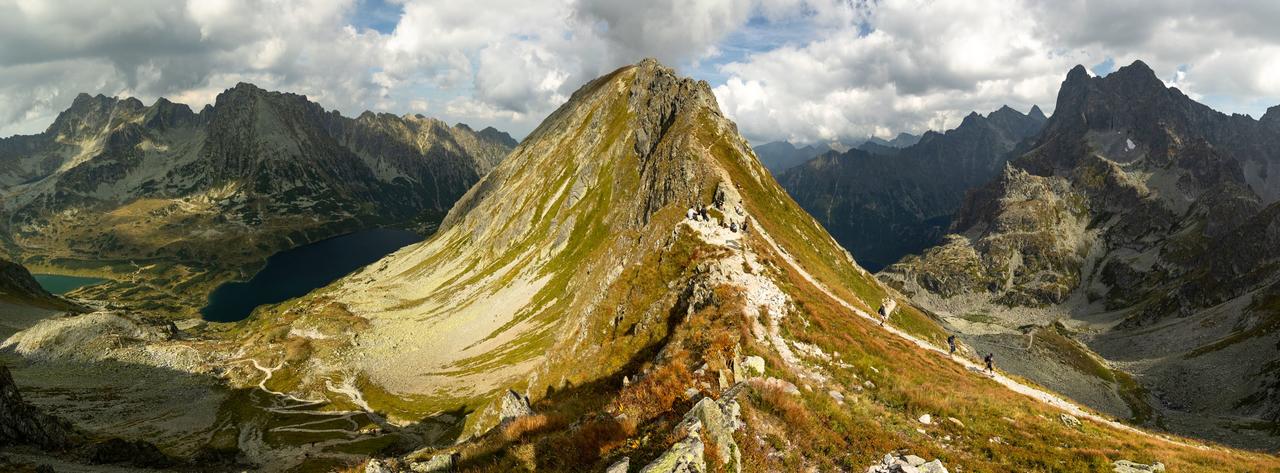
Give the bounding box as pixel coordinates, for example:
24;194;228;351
781;105;1047;271
753;132;924;175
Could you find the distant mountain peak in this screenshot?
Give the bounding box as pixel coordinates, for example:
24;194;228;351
1065;64;1091;83
1108;59;1163;88
1029;104;1047;120
1262;105;1280;126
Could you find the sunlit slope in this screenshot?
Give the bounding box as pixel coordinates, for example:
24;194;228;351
224;60;1280;472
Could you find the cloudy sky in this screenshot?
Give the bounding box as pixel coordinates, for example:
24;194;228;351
2;0;1278;145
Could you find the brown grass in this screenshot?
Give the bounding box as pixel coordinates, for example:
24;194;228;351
501;414;563;443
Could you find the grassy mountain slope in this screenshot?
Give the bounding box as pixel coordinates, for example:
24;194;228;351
211;60;1278;471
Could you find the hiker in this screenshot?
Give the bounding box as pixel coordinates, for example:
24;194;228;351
877;299;896;326
947;334;957;355
984;353;994;374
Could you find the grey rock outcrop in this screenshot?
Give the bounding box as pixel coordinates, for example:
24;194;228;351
867;453;949;473
497;389;533;423
638;434;703;473
606;457;631;473
1112;459;1165;472
410;453;458;472
0;365;74;450
640;385;745;473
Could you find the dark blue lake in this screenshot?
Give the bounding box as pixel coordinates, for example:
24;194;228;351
33;274;108;294
200;228;423;322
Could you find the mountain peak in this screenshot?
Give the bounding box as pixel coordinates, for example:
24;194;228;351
1065;64;1090;83
1107;59;1163;89
1029;104;1047;120
1261;105;1280;127
987;105;1025;122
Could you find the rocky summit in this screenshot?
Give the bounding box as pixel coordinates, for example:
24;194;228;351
0;85;514;316
2;59;1280;473
882;60;1280;449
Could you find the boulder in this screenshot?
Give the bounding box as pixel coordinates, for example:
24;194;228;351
918;414;932;425
919;460;949;473
366;459;393;473
867;454;949;473
1059;413;1082;429
641;387;746;473
742;356;766;377
1113;460;1166;472
606;457;631;473
497;389;533;423
411;453;458;472
639;434;704;473
682;397;742;472
757;377;800;396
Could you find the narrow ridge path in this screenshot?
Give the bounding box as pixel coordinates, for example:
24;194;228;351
752;222;1215;452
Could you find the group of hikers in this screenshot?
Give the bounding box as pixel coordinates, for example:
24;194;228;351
878;300;995;376
686;204;750;234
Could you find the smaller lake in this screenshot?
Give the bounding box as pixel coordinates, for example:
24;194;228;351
34;274;108;295
200;228;423;322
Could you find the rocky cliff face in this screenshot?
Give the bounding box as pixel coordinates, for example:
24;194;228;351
781;106;1046;271
0;364;74;449
881;61;1280;448
0;86;514;315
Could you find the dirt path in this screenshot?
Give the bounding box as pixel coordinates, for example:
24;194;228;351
751;223;1215;451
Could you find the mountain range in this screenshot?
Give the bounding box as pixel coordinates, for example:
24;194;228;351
882;60;1280;449
0;84;515;315
781;105;1047;271
751;141;833;174
0;59;1278;472
752;133;922;175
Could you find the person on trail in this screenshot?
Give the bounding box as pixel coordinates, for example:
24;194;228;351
984;353;994;375
947;334;957;355
877;299;896;326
